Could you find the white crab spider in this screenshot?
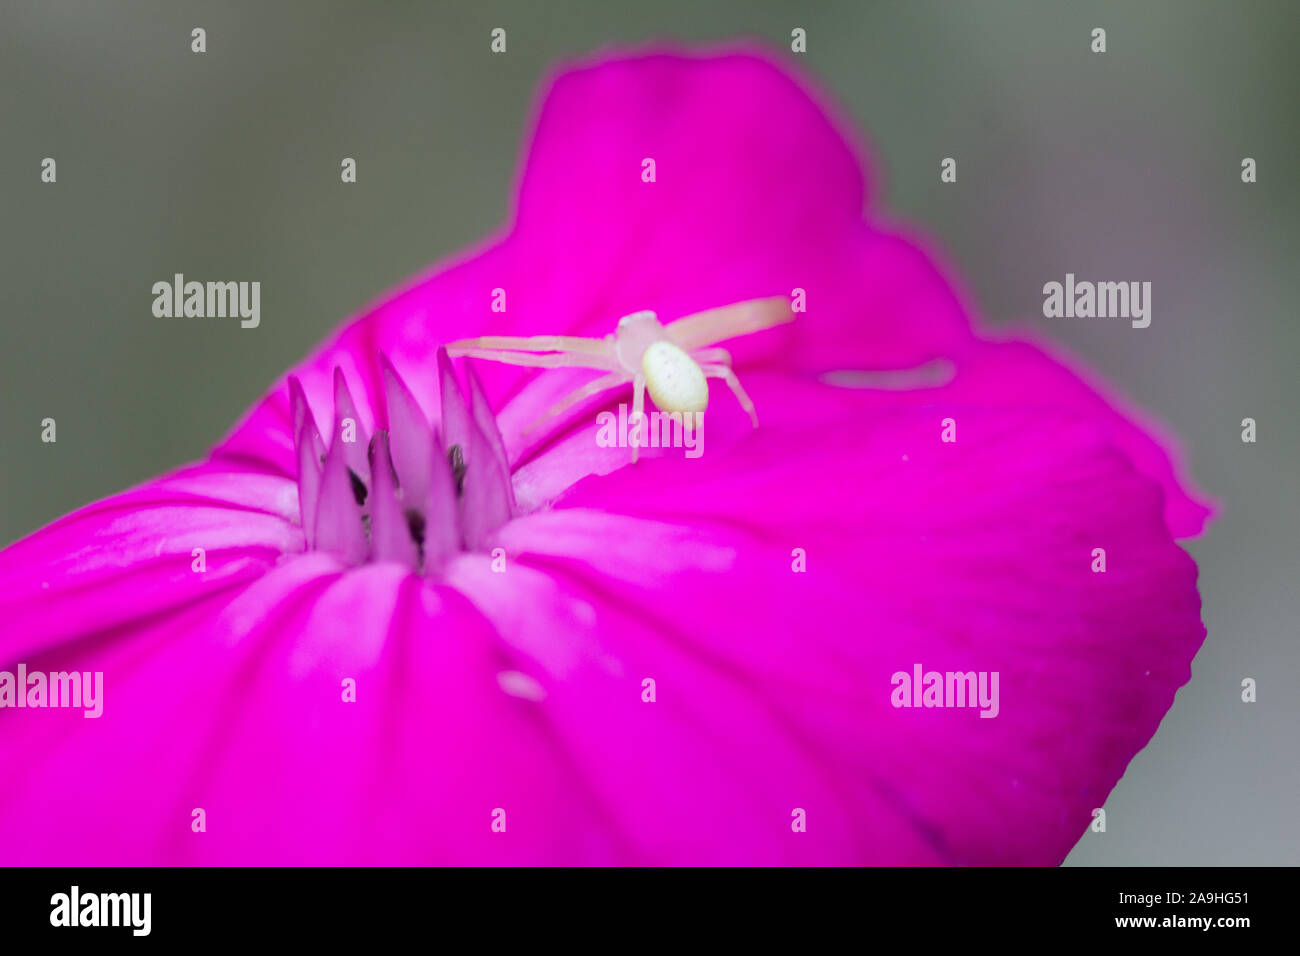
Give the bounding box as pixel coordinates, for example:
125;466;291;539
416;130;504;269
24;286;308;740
446;295;793;461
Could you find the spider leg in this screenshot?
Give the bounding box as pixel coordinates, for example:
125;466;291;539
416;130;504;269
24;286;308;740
665;296;793;351
522;370;632;435
630;373;646;464
700;363;759;427
444;347;619;371
690;347;733;365
447;334;614;356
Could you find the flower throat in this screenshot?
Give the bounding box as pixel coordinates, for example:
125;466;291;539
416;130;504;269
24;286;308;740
292;348;515;573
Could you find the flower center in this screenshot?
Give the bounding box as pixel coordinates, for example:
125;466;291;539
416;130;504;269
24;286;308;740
291;348;516;573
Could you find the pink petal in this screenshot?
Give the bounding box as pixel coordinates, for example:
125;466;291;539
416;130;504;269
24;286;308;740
0;559;621;864
950;336;1216;537
814;337;1216;537
471;406;1204;863
0;466;300;665
208;50;1208;538
510;51;973;371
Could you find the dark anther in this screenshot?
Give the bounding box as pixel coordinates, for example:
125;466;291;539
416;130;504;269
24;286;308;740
347;468;369;506
448;444;467;496
405;508;426;546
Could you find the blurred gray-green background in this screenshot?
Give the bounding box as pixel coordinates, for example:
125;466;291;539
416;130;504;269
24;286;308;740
2;1;1296;864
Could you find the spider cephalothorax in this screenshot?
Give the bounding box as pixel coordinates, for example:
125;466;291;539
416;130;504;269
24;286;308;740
446;295;793;460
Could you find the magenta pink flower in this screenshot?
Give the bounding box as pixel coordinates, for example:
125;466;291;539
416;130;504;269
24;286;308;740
0;49;1210;865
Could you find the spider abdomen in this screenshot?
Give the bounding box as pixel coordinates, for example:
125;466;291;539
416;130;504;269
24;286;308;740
641;340;709;414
